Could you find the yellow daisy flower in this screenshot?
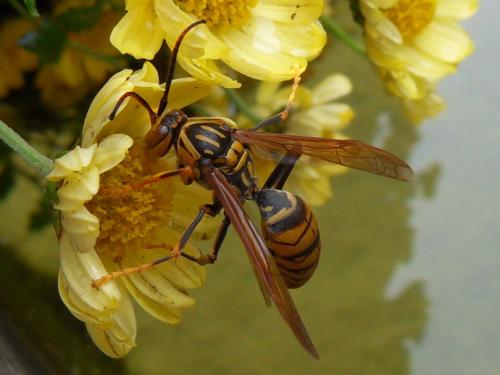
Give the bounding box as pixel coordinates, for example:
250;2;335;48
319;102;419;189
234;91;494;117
110;0;327;87
0;18;37;97
245;74;354;206
48;62;217;357
359;0;477;121
36;7;124;108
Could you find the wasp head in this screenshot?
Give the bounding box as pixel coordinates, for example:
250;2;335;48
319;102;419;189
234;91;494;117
145;109;188;157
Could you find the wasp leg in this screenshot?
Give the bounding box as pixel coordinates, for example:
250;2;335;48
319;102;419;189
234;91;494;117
170;202;222;259
92;252;177;289
251;69;302;131
109;91;157;125
263;153;300;190
99;166;195;197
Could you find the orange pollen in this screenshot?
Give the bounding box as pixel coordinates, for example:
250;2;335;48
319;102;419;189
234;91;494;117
86;141;175;260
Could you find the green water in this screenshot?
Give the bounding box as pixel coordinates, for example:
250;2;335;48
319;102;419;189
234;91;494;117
0;3;498;374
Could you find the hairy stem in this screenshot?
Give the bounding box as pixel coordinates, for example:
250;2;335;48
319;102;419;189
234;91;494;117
0;120;53;176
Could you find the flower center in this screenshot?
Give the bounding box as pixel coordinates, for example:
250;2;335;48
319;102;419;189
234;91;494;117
174;0;258;27
384;0;436;41
86;141;175;260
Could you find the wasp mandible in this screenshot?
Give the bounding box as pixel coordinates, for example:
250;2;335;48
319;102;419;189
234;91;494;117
92;20;413;359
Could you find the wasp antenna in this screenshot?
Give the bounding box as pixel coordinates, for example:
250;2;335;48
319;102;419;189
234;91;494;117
157;19;208;117
281;65;302;122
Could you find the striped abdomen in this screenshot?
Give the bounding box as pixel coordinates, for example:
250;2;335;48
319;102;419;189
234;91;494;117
256;189;320;289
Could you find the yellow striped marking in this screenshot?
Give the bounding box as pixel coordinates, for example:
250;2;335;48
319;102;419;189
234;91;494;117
201;125;226;138
266;192;297;226
180;131;201;159
195;134;221;148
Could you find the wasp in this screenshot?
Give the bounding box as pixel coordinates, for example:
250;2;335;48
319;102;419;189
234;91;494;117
93;20;413;359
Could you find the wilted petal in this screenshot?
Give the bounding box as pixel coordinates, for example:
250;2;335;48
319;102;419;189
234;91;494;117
85;290;137;358
60;233;121;313
54;166;100;211
61;207;99;253
47;145;97;180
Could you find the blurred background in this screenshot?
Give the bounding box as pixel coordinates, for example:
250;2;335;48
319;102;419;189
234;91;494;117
0;1;498;374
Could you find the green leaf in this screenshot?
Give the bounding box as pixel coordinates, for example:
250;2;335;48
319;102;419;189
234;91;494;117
23;0;40;17
55;2;103;32
19;21;67;65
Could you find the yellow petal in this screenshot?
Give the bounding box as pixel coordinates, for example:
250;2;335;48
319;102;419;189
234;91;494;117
177;56;241;89
153;0;228;58
215;17;325;81
311;74;352;105
290;103;354;135
413;20;474;64
403;91;445;123
110;1;164;60
252;0;323;23
85;291;137;358
60;233;121;313
121;254;196;308
148;227;207;289
436;0;478;19
82;63;160;146
58;272;107;325
122;277;182;325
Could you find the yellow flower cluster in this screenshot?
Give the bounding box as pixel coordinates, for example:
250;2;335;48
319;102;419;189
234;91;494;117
110;0;327;87
41;0;477;359
360;0;478;122
50;62;218;357
245;74;354;206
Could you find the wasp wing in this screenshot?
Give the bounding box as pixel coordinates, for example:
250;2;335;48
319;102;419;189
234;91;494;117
206;169;319;359
234;130;413;182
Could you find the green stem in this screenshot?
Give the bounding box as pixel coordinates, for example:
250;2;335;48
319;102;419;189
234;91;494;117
223;88;263;125
0;121;53;176
320;15;366;56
